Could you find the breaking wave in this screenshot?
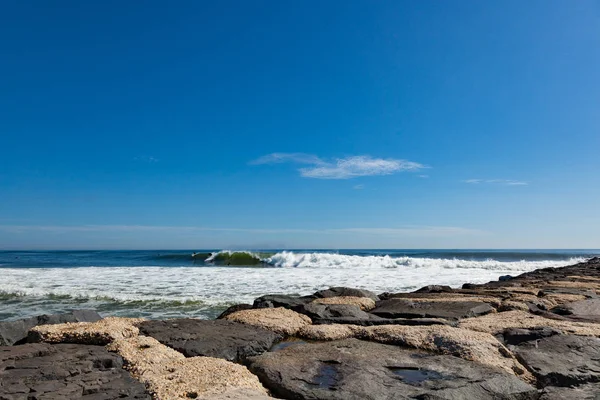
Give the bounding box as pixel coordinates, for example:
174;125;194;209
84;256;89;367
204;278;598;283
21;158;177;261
205;250;586;271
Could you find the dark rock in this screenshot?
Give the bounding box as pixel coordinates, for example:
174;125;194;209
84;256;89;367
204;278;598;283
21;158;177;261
514;334;600;387
216;303;253;319
0;310;102;346
314;317;454;327
550;299;600;322
0;343;150;399
371;299;494;320
138;319;282;363
291;303;453;326
248;338;538;400
296;303;372;321
313;287;379;301
414;285;454;294
501;327;562;345
499;275;514;282
540;383;600;399
252;294;315;309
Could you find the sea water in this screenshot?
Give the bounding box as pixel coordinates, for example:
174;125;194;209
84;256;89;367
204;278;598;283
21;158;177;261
0;249;597;321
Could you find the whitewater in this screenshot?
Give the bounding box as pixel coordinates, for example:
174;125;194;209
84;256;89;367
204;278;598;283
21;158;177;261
0;249;595;320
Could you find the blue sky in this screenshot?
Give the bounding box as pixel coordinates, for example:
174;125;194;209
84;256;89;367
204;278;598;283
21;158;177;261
1;1;599;249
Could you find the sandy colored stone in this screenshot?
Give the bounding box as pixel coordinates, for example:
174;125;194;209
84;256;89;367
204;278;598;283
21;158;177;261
567;275;600;282
459;310;600;336
399;295;502;308
357;324;532;380
542;293;588;307
297;324;361;341
223;307;311;336
109;336;269;400
499;300;530;312
312;296;376;311
29;317;145;345
545;281;600;291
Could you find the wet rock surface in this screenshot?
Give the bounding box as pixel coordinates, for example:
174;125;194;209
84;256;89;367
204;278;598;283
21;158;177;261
248;338;538;400
0;343;150;399
0;310;101;346
138;319;282;362
512;334;600;387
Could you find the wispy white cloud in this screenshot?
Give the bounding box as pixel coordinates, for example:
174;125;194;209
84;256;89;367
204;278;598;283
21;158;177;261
418;175;429;179
464;179;528;186
353;184;365;190
0;224;483;237
251;153;426;179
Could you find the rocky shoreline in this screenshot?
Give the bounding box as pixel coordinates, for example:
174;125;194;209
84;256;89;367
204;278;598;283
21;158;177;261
2;257;600;399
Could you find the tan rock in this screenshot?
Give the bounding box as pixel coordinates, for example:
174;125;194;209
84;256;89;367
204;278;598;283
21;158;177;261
223;307;311;336
109;336;269;400
567;275;600;282
29;317;145;345
545;281;600;291
298;324;360;341
312;296;376;311
399;295;502;308
202;388;273;400
542;293;587;307
499;300;530;312
459;310;600;336
358;325;532;380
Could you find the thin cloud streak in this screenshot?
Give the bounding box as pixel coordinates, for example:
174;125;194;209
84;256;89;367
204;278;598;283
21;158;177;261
0;225;484;237
464;179;528;186
251;153;427;179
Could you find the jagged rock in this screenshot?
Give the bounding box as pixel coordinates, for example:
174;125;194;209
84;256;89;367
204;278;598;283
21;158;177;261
138;319;282;362
459;310;600;336
28;317;145;345
499;275;514;282
248;338;538;400
222;307;311;336
0;310;101;346
371;298;494;320
500;327;563;345
358;324;531;378
216;304;253;319
298;324;361;341
540;383;600;399
312;296;376;311
313;287;378;301
296;303;373;322
550;299;600;322
514;334;600;387
108;336;269;400
414;285;454;293
0;343;150;399
252;294;315;309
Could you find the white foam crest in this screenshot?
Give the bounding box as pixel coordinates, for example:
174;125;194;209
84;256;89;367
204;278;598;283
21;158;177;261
263;252;586;271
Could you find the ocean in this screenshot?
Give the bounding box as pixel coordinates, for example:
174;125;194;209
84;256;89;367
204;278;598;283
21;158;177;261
1;249;597;321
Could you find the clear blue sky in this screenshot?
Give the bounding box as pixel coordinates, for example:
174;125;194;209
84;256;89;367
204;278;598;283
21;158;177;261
1;1;599;249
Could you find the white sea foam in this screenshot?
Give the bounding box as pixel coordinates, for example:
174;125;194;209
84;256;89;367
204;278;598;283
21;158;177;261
0;254;586;318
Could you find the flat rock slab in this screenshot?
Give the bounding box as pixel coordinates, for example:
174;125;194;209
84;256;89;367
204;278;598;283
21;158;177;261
0;343;149;399
313;287;379;301
540;383;600;400
514;334;600;387
551;299;600;322
138;319;282;362
371;299;494;320
0;310;102;346
248;338;538;400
